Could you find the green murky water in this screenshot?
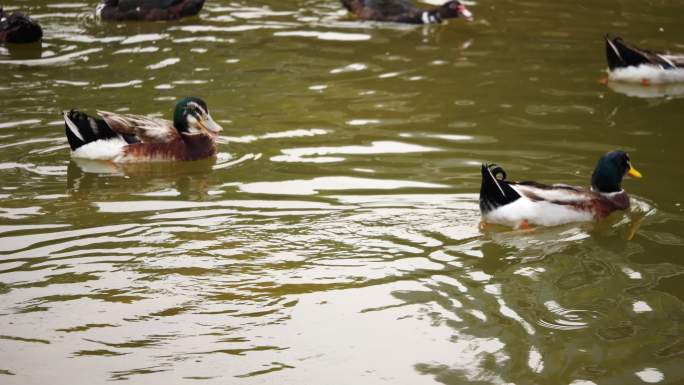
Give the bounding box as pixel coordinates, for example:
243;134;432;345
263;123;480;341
1;1;683;384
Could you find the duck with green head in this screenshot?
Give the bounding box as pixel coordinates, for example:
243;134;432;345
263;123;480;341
479;150;643;229
64;97;222;162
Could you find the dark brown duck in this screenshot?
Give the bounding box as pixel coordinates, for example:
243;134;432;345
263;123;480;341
341;0;473;24
96;0;205;21
0;7;42;44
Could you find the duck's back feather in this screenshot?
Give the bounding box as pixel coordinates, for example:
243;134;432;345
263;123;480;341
341;0;430;23
499;182;629;226
513;182;588;202
513;182;629;210
98;0;204;21
117;0;184;11
97;111;178;143
364;0;418;16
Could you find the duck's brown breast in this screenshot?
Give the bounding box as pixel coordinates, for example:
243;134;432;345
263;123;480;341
121;135;216;162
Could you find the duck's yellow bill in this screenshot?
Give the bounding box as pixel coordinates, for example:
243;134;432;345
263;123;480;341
628;164;643;178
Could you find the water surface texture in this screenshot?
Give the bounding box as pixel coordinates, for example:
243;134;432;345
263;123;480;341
1;1;684;384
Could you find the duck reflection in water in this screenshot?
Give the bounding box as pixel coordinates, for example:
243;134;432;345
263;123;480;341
607;81;684;99
0;42;42;60
66;157;215;201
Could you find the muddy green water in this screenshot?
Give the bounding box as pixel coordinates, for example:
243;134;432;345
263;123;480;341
1;1;683;384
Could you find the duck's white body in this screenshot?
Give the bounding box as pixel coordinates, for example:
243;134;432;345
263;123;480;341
482;185;595;228
608;64;684;84
71;137;128;161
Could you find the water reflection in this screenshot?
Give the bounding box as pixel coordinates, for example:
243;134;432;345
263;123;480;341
411;211;684;384
0;42;43;60
0;47;100;66
66;158;216;199
607;81;684;99
272;140;439;163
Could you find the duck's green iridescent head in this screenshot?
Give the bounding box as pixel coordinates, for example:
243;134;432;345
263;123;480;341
591;150;642;193
173;97;222;138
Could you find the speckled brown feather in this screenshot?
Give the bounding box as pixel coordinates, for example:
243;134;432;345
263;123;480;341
98;111;179;143
515;182;630;221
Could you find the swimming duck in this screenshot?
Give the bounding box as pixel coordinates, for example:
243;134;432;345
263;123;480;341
96;0;205;21
479;151;643;229
340;0;473;24
0;7;43;44
605;35;684;84
64;97;222;163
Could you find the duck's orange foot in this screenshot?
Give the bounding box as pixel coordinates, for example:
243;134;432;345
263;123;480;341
641;78;652;86
520;219;531;230
599;77;609;85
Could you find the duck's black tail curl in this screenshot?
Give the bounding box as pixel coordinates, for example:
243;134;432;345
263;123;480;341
479;163;521;214
63;110;119;151
605;34;674;70
605;35;647;70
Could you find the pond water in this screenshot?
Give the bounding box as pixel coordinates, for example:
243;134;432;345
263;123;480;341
1;1;683;384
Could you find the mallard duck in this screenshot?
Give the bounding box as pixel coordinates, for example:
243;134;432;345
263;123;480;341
605;35;684;84
340;0;473;24
96;0;205;21
479;151;643;229
64;97;222;163
0;7;43;44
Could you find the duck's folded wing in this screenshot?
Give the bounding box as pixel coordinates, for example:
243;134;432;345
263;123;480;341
97;111;179;143
512;182;592;204
366;0;416;16
117;0;182;10
663;54;684;68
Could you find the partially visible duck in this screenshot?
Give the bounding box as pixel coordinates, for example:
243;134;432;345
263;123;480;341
605;35;684;84
479;151;643;229
0;7;43;44
96;0;205;21
64;97;222;163
341;0;473;24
